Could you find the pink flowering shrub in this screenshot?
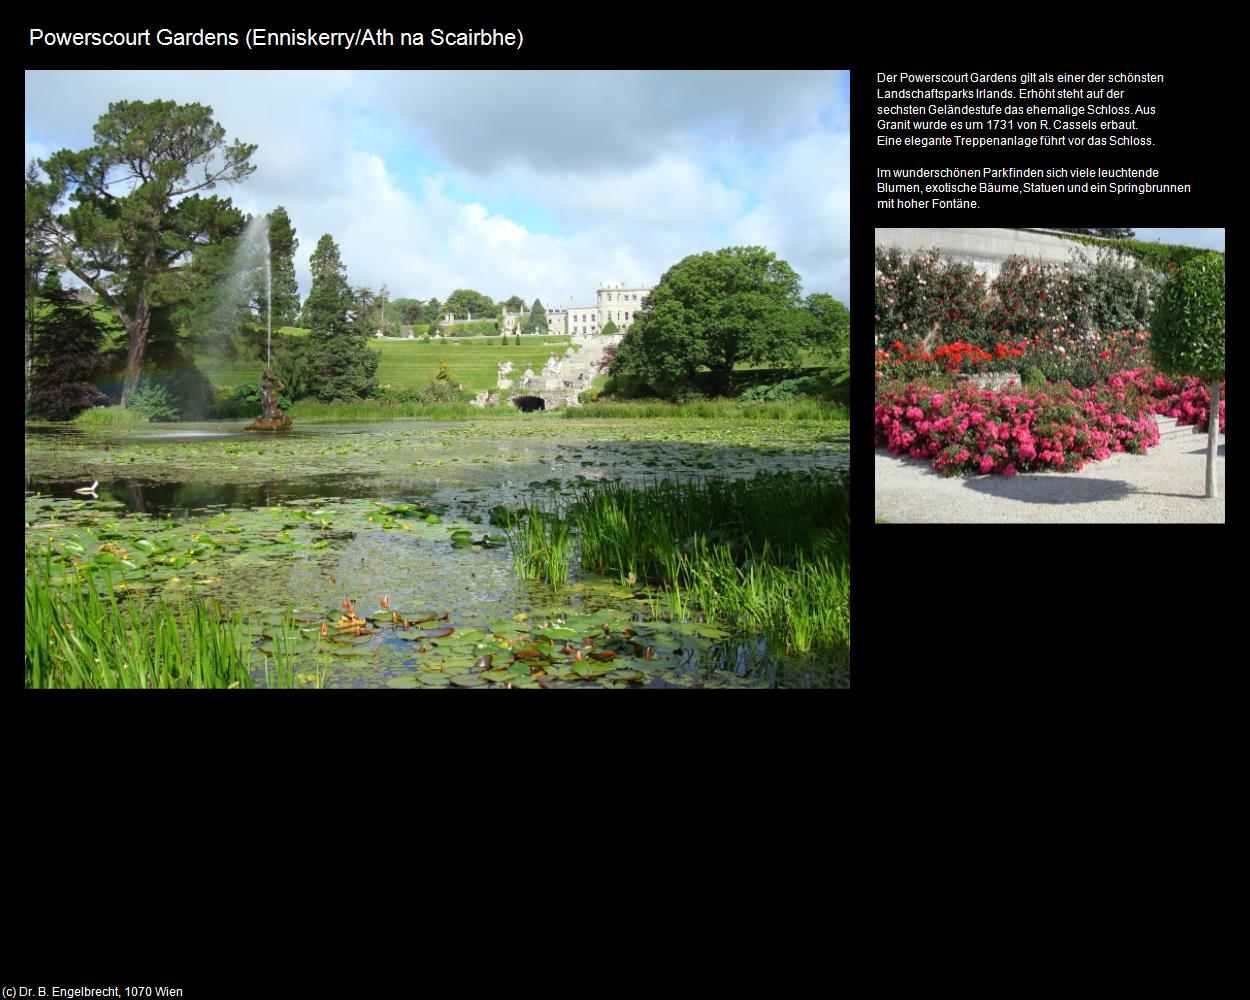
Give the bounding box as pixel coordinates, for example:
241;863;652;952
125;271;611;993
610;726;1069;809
875;376;1161;476
1142;371;1225;434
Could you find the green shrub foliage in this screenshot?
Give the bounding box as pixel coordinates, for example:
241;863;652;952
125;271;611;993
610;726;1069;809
27;289;108;420
876;245;1184;351
874;246;991;348
125;381;179;422
1150;253;1225;380
987;255;1090;343
1079;248;1162;334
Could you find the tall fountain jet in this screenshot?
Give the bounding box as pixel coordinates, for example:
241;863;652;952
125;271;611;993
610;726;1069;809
243;214;292;432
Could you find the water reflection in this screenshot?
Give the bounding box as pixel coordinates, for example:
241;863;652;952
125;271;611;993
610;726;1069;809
24;474;438;517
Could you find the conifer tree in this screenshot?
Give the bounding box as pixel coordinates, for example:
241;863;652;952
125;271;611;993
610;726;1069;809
300;235;379;401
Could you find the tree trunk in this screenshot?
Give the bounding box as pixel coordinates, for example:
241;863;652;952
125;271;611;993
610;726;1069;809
121;300;151;404
1206;378;1220;499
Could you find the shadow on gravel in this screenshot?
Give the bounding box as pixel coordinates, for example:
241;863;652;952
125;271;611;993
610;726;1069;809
963;476;1135;504
964;475;1209;503
1187;444;1225;456
875;450;947;477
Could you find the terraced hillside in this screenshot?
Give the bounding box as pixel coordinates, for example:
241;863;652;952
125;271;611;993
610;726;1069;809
199;335;575;394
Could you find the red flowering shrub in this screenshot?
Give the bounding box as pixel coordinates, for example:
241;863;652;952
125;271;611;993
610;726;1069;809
876;339;1025;379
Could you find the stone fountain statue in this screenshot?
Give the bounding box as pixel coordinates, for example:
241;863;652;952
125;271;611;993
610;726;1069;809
245;370;293;432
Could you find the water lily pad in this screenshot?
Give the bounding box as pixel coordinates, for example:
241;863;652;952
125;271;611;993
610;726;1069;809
416;673;450;687
386;675;419;689
423;627;455;639
449;674;485;687
328;631;373;645
444;629;488;646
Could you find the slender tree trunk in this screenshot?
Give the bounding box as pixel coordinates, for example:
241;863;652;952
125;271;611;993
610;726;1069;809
1206;378;1220;499
122;299;151;404
26;293;35;405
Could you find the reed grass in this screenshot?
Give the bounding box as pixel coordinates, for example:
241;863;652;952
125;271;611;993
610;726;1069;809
24;562;257;688
511;471;850;652
504;504;573;586
563;399;848;422
73;405;147;425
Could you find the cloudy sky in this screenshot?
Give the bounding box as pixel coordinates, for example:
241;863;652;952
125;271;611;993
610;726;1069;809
25;70;850;309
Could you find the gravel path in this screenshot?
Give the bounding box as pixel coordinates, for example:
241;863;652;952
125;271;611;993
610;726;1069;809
875;419;1226;523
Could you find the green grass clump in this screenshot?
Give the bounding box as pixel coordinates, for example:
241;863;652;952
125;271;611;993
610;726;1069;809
24;563;257;689
73;405;147;425
505;504;573;586
506;471;850;653
566;399;847;422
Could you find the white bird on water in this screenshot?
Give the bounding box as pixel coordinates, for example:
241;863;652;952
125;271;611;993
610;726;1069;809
74;480;99;496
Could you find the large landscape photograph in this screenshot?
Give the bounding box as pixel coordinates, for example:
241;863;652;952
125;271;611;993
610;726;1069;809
24;69;851;689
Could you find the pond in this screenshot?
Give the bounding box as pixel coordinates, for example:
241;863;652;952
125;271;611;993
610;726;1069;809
25;417;850;688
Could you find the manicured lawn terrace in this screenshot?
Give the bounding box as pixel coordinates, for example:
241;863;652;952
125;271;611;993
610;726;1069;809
199;335;577;395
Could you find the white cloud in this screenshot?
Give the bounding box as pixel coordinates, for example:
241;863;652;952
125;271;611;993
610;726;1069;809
728;131;850;299
364;70;838;174
25;69;851;307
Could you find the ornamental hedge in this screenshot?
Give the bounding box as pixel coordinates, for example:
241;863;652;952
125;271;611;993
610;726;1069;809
1149;252;1225;382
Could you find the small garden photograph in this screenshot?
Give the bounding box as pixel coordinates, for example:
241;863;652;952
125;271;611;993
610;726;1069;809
874;228;1224;523
24;70;850;689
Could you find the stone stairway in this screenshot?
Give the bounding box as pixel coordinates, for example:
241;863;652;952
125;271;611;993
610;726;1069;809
499;334;619;408
1154;414;1201;440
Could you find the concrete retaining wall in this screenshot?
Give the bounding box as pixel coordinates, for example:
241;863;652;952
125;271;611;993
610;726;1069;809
874;227;1118;281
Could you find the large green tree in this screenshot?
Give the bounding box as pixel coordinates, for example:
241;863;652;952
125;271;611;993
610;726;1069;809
25;160;54;399
30;100;256;403
300;235;378;401
443;288;495;319
611;246;805;395
265;206;301;328
27;283;109;420
521;298;548;335
803;292;850;357
503;295;526;313
1150;252;1225;498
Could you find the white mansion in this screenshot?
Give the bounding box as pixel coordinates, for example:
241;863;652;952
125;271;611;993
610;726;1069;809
499;281;653;337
